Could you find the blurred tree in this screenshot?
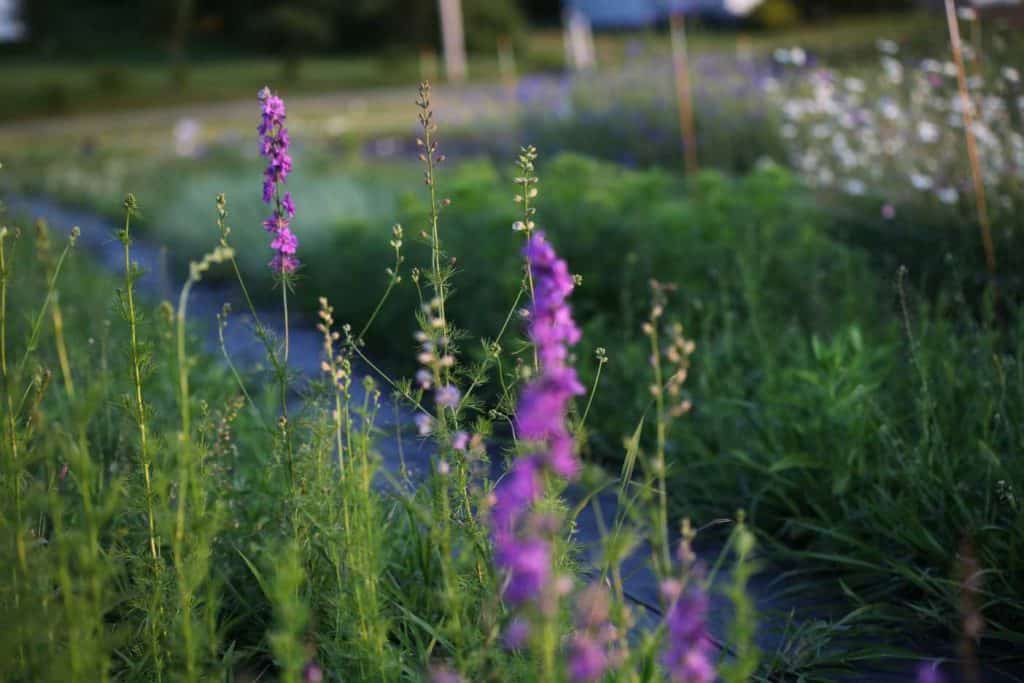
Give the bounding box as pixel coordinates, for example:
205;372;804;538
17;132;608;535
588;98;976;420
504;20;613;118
791;0;913;18
247;2;335;80
518;0;562;23
20;0;525;57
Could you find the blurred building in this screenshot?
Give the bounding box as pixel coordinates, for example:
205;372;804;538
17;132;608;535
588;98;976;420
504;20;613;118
0;0;24;42
563;0;763;29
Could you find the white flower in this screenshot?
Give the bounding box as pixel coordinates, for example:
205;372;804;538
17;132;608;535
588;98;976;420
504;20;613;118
843;179;867;196
937;187;960;205
414;413;433;436
844;77;866;94
918;121;940;144
881;100;902;121
876;39;899;55
1003;67;1021;85
882;57;904;84
790;47;807;67
911;173;934;191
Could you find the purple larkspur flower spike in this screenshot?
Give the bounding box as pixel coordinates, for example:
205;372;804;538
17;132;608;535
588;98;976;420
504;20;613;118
490;232;584;606
258;87;298;273
661;579;716;683
568;634;608;683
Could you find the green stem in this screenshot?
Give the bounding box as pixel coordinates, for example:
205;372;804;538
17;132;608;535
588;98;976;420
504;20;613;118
122;205;160;564
649;322;671;578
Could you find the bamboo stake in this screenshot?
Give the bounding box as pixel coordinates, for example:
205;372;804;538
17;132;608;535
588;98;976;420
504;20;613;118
670;12;699;176
945;0;997;280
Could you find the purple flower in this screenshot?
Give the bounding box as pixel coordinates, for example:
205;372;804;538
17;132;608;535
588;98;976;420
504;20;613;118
524;232;582;370
568;634;607;683
258;86;298;274
414;413;433;436
270;226;298;255
491;456;542;532
302;661;323;683
567;583;615;682
661;579;716;683
452;431;470;451
429;666;465;683
518;232;585;477
916;663;945;683
489;233;586;631
436;385;460;409
494;535;551;605
503;618;530;649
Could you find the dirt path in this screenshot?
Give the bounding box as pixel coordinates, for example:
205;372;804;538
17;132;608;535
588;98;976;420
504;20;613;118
0;80;539;155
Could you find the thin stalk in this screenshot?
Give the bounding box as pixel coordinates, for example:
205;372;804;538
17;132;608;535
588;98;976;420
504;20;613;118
35;222;75;398
272;188;294;488
579;350;607;429
216;196;278;427
177;281;195;436
356;231;403;343
51;296;74;398
119;198;164;681
456;285;524;412
174;246;232;682
1;227;18;469
515;147;540;371
216;311;264;426
0;227;26;677
945;0;997;281
120;199;160;563
648;321;671;578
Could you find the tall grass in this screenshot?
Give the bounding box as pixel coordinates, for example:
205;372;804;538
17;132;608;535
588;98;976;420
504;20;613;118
1;78;1020;683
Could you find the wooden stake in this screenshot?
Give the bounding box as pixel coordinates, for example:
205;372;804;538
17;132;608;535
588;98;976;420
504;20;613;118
564;8;596;71
670;12;699;176
438;0;468;83
945;0;997;279
419;48;439;84
498;36;518;97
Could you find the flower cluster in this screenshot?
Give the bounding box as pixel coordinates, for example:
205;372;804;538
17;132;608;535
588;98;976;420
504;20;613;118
412;299;460;437
660;578;714;683
566;584;619;683
490;232;584;611
659;525;715;683
773;36;1024;213
258;86;298;274
516;231;585;477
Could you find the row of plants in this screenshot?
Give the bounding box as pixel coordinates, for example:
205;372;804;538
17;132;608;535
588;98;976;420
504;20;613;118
2;81;1022;678
1;87;777;682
